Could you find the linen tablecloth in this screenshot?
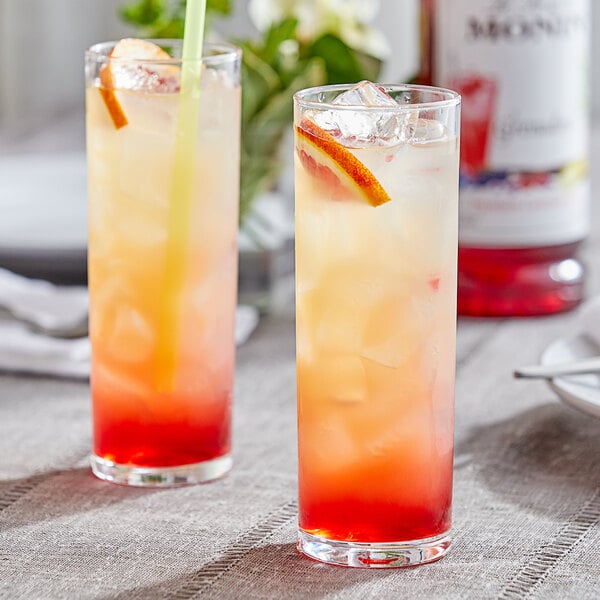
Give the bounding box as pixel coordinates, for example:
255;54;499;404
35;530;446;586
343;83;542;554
1;306;600;599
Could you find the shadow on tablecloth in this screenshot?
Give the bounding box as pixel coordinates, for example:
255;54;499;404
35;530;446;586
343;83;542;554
0;467;155;533
455;402;600;519
107;540;396;600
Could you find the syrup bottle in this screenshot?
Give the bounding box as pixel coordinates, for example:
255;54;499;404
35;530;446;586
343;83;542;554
419;0;591;316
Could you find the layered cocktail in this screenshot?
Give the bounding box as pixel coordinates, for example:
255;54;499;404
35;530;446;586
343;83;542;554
85;39;241;486
294;82;460;567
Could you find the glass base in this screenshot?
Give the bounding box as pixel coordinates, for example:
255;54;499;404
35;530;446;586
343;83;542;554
297;530;451;568
90;454;232;487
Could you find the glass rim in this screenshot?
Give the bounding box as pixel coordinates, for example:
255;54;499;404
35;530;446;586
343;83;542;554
85;39;241;66
294;83;461;112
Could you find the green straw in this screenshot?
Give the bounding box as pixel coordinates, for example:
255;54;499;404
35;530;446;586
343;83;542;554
156;0;207;391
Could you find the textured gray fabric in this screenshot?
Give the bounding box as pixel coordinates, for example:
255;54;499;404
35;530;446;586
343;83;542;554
1;136;600;599
2;304;600;599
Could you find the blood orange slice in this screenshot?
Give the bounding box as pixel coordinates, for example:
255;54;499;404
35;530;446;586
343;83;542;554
296;118;391;207
99;39;176;130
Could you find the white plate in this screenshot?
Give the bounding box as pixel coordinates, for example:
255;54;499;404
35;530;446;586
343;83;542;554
541;334;600;418
0;153;88;282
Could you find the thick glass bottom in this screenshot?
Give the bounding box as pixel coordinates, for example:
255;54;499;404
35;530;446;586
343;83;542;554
458;243;584;316
297;530;451;568
90;453;232;487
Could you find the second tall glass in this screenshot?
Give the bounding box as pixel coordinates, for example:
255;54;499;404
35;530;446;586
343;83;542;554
294;83;460;567
85;40;241;486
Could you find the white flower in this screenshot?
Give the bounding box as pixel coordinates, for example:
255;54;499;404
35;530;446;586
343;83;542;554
247;0;389;59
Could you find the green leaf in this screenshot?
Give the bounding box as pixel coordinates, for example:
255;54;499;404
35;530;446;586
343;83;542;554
262;17;298;63
120;0;165;26
149;19;186;38
207;0;231;16
354;50;382;83
119;0;230;32
308;33;375;84
240;45;281;124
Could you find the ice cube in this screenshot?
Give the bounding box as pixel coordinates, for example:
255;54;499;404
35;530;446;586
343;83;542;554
366;411;425;462
311;81;418;148
107;305;155;363
334;80;399;108
111;63;180;94
410;119;446;145
320;355;368;403
360;295;423;369
94;361;151;401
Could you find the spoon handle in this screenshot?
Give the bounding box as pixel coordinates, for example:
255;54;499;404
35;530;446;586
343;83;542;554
514;356;600;379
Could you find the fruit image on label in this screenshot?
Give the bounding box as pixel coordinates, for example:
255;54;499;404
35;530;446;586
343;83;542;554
450;74;497;178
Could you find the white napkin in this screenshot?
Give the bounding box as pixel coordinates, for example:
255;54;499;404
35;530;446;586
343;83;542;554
0;268;88;335
0;320;91;379
0;269;259;379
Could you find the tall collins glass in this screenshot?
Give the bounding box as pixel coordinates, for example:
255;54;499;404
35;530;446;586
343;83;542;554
294;82;460;567
85;40;241;486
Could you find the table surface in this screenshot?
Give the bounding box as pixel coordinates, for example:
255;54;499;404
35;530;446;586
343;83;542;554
1;127;599;599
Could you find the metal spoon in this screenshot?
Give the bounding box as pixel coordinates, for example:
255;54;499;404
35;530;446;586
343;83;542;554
514;356;600;380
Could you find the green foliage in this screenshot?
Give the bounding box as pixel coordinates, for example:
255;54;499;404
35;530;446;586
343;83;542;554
120;0;164;26
239;50;326;219
309;34;379;84
120;0;231;37
118;1;382;224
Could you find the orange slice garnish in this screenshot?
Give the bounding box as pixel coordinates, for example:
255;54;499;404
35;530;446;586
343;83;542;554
98;87;128;130
99;39;175;130
296;118;391;207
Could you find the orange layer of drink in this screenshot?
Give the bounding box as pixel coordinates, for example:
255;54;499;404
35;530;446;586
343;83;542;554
294;83;460;567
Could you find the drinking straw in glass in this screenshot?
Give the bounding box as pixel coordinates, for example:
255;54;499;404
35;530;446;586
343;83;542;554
85;4;241;486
